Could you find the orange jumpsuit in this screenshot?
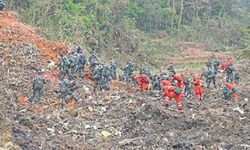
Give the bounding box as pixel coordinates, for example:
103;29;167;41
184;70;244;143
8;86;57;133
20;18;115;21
173;74;185;96
225;82;237;101
193;76;204;103
161;85;182;110
135;74;150;92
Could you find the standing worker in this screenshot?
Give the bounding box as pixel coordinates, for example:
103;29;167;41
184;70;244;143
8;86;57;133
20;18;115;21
28;70;46;109
192;74;204;104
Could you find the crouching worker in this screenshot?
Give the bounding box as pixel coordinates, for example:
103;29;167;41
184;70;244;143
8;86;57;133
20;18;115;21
59;79;79;108
223;82;237;102
134;74;150;92
161;83;183;110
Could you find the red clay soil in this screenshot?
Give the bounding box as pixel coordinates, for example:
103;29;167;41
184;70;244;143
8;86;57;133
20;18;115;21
0;11;68;63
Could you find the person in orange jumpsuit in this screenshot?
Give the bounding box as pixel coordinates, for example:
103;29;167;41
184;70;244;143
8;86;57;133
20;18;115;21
160;80;171;97
134;74;150;92
172;74;185;96
223;82;237;102
192;75;204;103
161;84;182;110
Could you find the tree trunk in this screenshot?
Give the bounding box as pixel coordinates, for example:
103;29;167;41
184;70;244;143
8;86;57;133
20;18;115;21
171;0;175;32
177;0;184;31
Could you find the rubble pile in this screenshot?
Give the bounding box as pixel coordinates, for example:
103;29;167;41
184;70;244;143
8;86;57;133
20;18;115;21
9;91;250;150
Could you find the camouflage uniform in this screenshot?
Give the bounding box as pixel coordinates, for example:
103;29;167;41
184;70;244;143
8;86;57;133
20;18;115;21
127;61;135;76
167;64;176;74
29;76;46;107
110;60;117;80
75;53;86;79
206;59;213;69
224;65;235;83
88;52;98;78
101;65;111;91
160;74;170;81
119;74;125;82
140;67;151;77
234;72;240;85
67;53;78;79
213;59;220;74
58;56;70;79
88;52;98;65
123;61;134;82
206;68;216;88
222;85;237;101
151;75;160;90
0;0;4;11
93;65;103;92
183;76;191;96
59;79;78;108
131;76;138;87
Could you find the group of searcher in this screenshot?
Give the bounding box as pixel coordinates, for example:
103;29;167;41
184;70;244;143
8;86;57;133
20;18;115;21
28;46;240;110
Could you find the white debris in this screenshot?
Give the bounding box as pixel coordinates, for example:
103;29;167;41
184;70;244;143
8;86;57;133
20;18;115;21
233;107;244;114
85;125;91;129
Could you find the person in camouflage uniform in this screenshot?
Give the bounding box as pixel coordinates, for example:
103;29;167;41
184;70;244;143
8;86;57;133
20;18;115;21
213;59;220;74
68;53;79;79
93;64;103;92
234;72;240;85
88;51;98;65
28;71;46;108
110;59;117;80
101;64;111;91
206;59;213;69
224;64;235;83
167;64;176;74
127;61;135;76
183;75;192;96
206;67;216;88
140;67;151;77
59;79;78;108
75;52;86;79
123;61;135;82
0;0;5;11
58;55;70;79
151;75;160;90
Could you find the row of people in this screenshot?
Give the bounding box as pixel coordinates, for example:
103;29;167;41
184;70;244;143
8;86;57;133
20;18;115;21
28;49;240;111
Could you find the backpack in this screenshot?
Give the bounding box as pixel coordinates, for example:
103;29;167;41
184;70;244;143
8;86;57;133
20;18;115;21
174;87;182;95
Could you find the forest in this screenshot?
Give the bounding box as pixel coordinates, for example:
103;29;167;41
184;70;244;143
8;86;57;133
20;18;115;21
5;0;250;60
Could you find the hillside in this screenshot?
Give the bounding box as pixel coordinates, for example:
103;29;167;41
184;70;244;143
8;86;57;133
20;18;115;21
0;10;250;150
5;0;250;64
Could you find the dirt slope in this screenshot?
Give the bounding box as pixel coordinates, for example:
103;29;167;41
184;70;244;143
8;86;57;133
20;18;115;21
0;11;68;63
